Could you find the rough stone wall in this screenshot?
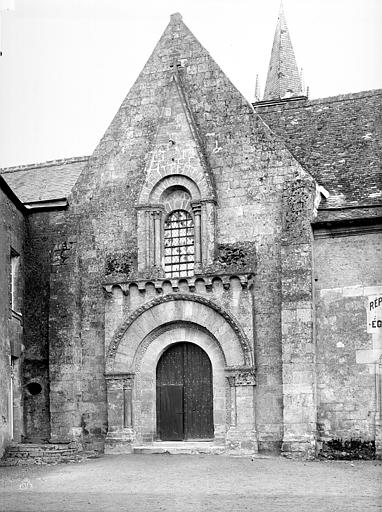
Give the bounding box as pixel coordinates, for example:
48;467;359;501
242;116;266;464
22;210;71;442
254;90;382;208
46;14;309;452
280;172;318;456
314;228;382;455
0;184;25;457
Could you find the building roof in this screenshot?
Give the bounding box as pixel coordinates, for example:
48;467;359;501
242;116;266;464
254;89;382;211
263;3;303;101
0;175;27;213
0;156;88;205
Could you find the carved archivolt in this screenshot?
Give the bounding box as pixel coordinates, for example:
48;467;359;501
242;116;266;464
132;321;227;374
105;293;253;370
149;175;201;204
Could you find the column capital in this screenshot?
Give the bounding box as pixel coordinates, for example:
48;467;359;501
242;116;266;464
105;372;135;389
191;201;202;215
135;203;165;212
151;210;162;219
225;367;256;386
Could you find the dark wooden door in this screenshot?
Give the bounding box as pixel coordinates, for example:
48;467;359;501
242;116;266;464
156;342;213;441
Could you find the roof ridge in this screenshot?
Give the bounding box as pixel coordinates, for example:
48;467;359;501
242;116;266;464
308;89;382;104
0;155;89;174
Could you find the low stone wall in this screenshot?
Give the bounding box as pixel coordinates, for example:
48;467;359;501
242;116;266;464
0;443;82;466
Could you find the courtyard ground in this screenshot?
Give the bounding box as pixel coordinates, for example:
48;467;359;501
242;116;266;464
0;453;381;512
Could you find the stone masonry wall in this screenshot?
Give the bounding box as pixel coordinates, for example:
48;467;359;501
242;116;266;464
22;210;71;442
0;185;25;457
314;228;382;456
47;14;309;452
280;172;318;457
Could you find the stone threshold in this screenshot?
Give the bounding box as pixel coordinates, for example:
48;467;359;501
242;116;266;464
133;441;225;455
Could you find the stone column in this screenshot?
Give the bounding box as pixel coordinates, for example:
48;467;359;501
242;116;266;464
148;211;155;268
225;368;258;453
104;373;135;454
123;387;133;428
192;203;202;266
136;208;147;272
145;210;151;269
152;211;162;267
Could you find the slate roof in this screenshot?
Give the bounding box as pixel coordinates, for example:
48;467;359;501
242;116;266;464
254;89;382;211
0;156;88;204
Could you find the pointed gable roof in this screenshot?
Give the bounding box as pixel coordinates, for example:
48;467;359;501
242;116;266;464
69;11;312;218
73;11;267;202
263;3;303;101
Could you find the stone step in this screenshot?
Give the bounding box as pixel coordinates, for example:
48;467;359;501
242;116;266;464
133;442;225;455
0;443;81;466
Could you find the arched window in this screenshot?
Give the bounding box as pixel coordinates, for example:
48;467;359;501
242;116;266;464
164;210;194;278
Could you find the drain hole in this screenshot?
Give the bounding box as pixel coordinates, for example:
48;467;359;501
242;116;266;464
26;382;42;396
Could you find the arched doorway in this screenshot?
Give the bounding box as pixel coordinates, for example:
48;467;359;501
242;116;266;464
156;342;214;441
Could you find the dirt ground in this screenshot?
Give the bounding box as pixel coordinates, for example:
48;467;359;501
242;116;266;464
0;454;381;512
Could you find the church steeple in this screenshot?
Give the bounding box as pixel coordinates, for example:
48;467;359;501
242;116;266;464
263;3;304;101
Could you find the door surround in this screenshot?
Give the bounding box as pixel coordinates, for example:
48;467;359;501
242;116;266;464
135;323;226;445
105;296;257;453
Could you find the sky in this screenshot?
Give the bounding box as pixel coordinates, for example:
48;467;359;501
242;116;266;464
0;0;381;168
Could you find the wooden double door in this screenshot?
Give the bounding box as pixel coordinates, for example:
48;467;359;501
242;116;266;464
156;342;214;441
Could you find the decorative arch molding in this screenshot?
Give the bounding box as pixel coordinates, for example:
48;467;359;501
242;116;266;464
146;174;202;204
105;293;253;372
135;174;216;272
132;320;227;374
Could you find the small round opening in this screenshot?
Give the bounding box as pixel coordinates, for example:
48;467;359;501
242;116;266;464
26;382;42;396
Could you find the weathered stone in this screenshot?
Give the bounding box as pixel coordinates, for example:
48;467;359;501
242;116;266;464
0;11;381;461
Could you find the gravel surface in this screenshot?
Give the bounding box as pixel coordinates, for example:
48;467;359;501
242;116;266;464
0;454;381;511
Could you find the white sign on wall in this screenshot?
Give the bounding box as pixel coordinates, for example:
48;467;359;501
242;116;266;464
367;295;382;333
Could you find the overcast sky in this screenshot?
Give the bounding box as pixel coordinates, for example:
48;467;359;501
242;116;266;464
0;0;381;168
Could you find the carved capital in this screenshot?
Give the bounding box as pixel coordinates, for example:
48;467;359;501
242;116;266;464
135;203;165;212
235;370;256;386
105;372;135;389
191;201;202;215
151;210;162;219
225;367;256;386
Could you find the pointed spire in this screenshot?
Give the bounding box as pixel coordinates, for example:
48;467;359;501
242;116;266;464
254;74;261;102
263;3;304;101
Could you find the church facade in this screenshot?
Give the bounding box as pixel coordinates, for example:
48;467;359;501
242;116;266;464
1;11;381;460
